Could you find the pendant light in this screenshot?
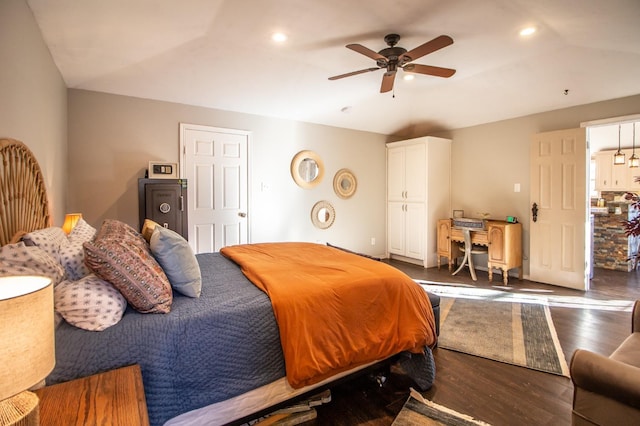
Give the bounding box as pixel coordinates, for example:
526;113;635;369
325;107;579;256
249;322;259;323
614;124;626;165
629;122;639;168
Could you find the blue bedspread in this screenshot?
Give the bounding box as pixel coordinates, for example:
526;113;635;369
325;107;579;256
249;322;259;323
48;253;286;426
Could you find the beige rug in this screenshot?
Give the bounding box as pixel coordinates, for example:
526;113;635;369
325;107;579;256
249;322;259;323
437;297;570;377
392;388;491;426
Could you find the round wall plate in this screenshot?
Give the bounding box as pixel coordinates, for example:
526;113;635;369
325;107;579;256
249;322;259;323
333;169;357;199
311;200;335;229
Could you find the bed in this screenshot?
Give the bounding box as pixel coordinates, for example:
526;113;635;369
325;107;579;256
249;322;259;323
0;138;438;425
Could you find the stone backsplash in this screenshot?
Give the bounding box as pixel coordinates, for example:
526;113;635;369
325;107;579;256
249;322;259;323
592;191;640;271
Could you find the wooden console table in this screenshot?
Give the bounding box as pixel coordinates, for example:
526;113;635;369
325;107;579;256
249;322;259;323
35;364;149;426
437;218;523;285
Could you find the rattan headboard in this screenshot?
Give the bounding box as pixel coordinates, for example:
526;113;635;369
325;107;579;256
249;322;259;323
0;138;51;245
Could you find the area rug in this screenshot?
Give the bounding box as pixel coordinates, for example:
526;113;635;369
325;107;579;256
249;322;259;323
437;297;570;377
392;388;491;426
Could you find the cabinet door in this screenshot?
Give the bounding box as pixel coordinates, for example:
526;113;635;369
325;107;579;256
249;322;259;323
595;152;612;190
487;224;506;265
387;202;405;255
387;147;406;201
405;202;425;259
437;219;452;258
404;144;426;202
611;160;628;189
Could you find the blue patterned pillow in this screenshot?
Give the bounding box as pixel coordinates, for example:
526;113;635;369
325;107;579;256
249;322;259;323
59;219;96;280
55;274;126;331
0;242;65;285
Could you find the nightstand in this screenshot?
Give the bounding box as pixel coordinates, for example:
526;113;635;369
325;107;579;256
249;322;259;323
34;364;149;426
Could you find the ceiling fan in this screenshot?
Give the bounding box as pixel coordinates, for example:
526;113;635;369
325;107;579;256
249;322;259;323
328;33;456;93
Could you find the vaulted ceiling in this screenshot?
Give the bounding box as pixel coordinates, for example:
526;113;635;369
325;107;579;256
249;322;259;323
27;0;640;136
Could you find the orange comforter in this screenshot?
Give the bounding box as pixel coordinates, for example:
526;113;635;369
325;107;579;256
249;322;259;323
220;242;436;388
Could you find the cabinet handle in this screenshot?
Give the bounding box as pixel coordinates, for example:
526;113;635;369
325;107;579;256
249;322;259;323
179;196;184;211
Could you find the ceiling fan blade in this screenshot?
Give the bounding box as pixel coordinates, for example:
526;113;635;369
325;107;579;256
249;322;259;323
346;43;386;61
380;71;396;93
401;35;453;63
403;63;456;78
328;67;381;80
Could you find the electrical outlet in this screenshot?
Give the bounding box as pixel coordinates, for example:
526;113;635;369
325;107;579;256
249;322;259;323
370;237;376;245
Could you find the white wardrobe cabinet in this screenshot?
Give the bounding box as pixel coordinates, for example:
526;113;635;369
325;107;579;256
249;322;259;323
386;136;451;267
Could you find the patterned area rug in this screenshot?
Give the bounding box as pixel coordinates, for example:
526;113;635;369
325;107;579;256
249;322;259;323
392;389;491;426
437;297;570;376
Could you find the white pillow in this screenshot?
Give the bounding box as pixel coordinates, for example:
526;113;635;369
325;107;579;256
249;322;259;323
59;219;96;280
0;242;65;285
55;274;127;331
22;227;68;264
150;226;202;297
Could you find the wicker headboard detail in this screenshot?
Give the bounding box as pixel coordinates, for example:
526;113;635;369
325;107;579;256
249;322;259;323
0;138;51;246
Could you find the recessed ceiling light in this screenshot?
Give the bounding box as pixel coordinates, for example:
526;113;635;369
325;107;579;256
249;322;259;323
272;32;287;43
403;74;415;81
519;26;536;37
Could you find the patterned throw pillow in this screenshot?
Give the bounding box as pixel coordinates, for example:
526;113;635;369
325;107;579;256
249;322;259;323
59;219;97;281
150;226;202;297
84;220;172;314
0;242;65;285
22;227;68;264
55;274;127;331
94;219;148;248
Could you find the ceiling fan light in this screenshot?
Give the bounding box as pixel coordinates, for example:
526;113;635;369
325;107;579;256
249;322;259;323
403;74;415;81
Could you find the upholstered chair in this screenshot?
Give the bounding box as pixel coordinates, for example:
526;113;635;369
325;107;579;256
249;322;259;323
570;300;640;425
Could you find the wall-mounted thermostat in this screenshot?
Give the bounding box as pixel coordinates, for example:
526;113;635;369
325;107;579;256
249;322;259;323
148;161;178;179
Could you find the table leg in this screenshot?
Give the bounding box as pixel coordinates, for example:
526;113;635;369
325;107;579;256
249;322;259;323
503;268;509;285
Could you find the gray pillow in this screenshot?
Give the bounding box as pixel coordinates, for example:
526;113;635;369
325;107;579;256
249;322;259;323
150;226;202;297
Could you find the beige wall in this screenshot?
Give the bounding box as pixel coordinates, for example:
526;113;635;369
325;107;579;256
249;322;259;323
0;0;68;226
431;94;640;276
67;89;388;255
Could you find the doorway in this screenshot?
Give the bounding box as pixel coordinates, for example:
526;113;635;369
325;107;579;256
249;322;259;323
584;114;640;278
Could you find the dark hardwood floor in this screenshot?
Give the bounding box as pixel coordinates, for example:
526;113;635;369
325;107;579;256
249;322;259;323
308;261;640;426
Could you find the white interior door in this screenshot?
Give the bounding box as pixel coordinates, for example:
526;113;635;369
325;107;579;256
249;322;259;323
180;123;249;253
529;127;588;290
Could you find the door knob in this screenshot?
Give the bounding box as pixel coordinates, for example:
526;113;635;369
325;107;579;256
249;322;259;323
238;212;247;218
531;202;538;223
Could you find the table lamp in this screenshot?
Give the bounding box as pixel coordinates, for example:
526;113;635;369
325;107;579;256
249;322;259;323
62;213;83;234
0;276;54;426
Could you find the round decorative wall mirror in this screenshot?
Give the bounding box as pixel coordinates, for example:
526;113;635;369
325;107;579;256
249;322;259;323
333;169;357;199
311;200;335;229
291;150;324;189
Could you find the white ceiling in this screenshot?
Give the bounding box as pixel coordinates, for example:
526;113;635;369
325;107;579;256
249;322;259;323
27;0;640;136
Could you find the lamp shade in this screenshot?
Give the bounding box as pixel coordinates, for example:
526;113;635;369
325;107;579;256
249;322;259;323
0;276;54;401
62;213;83;234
